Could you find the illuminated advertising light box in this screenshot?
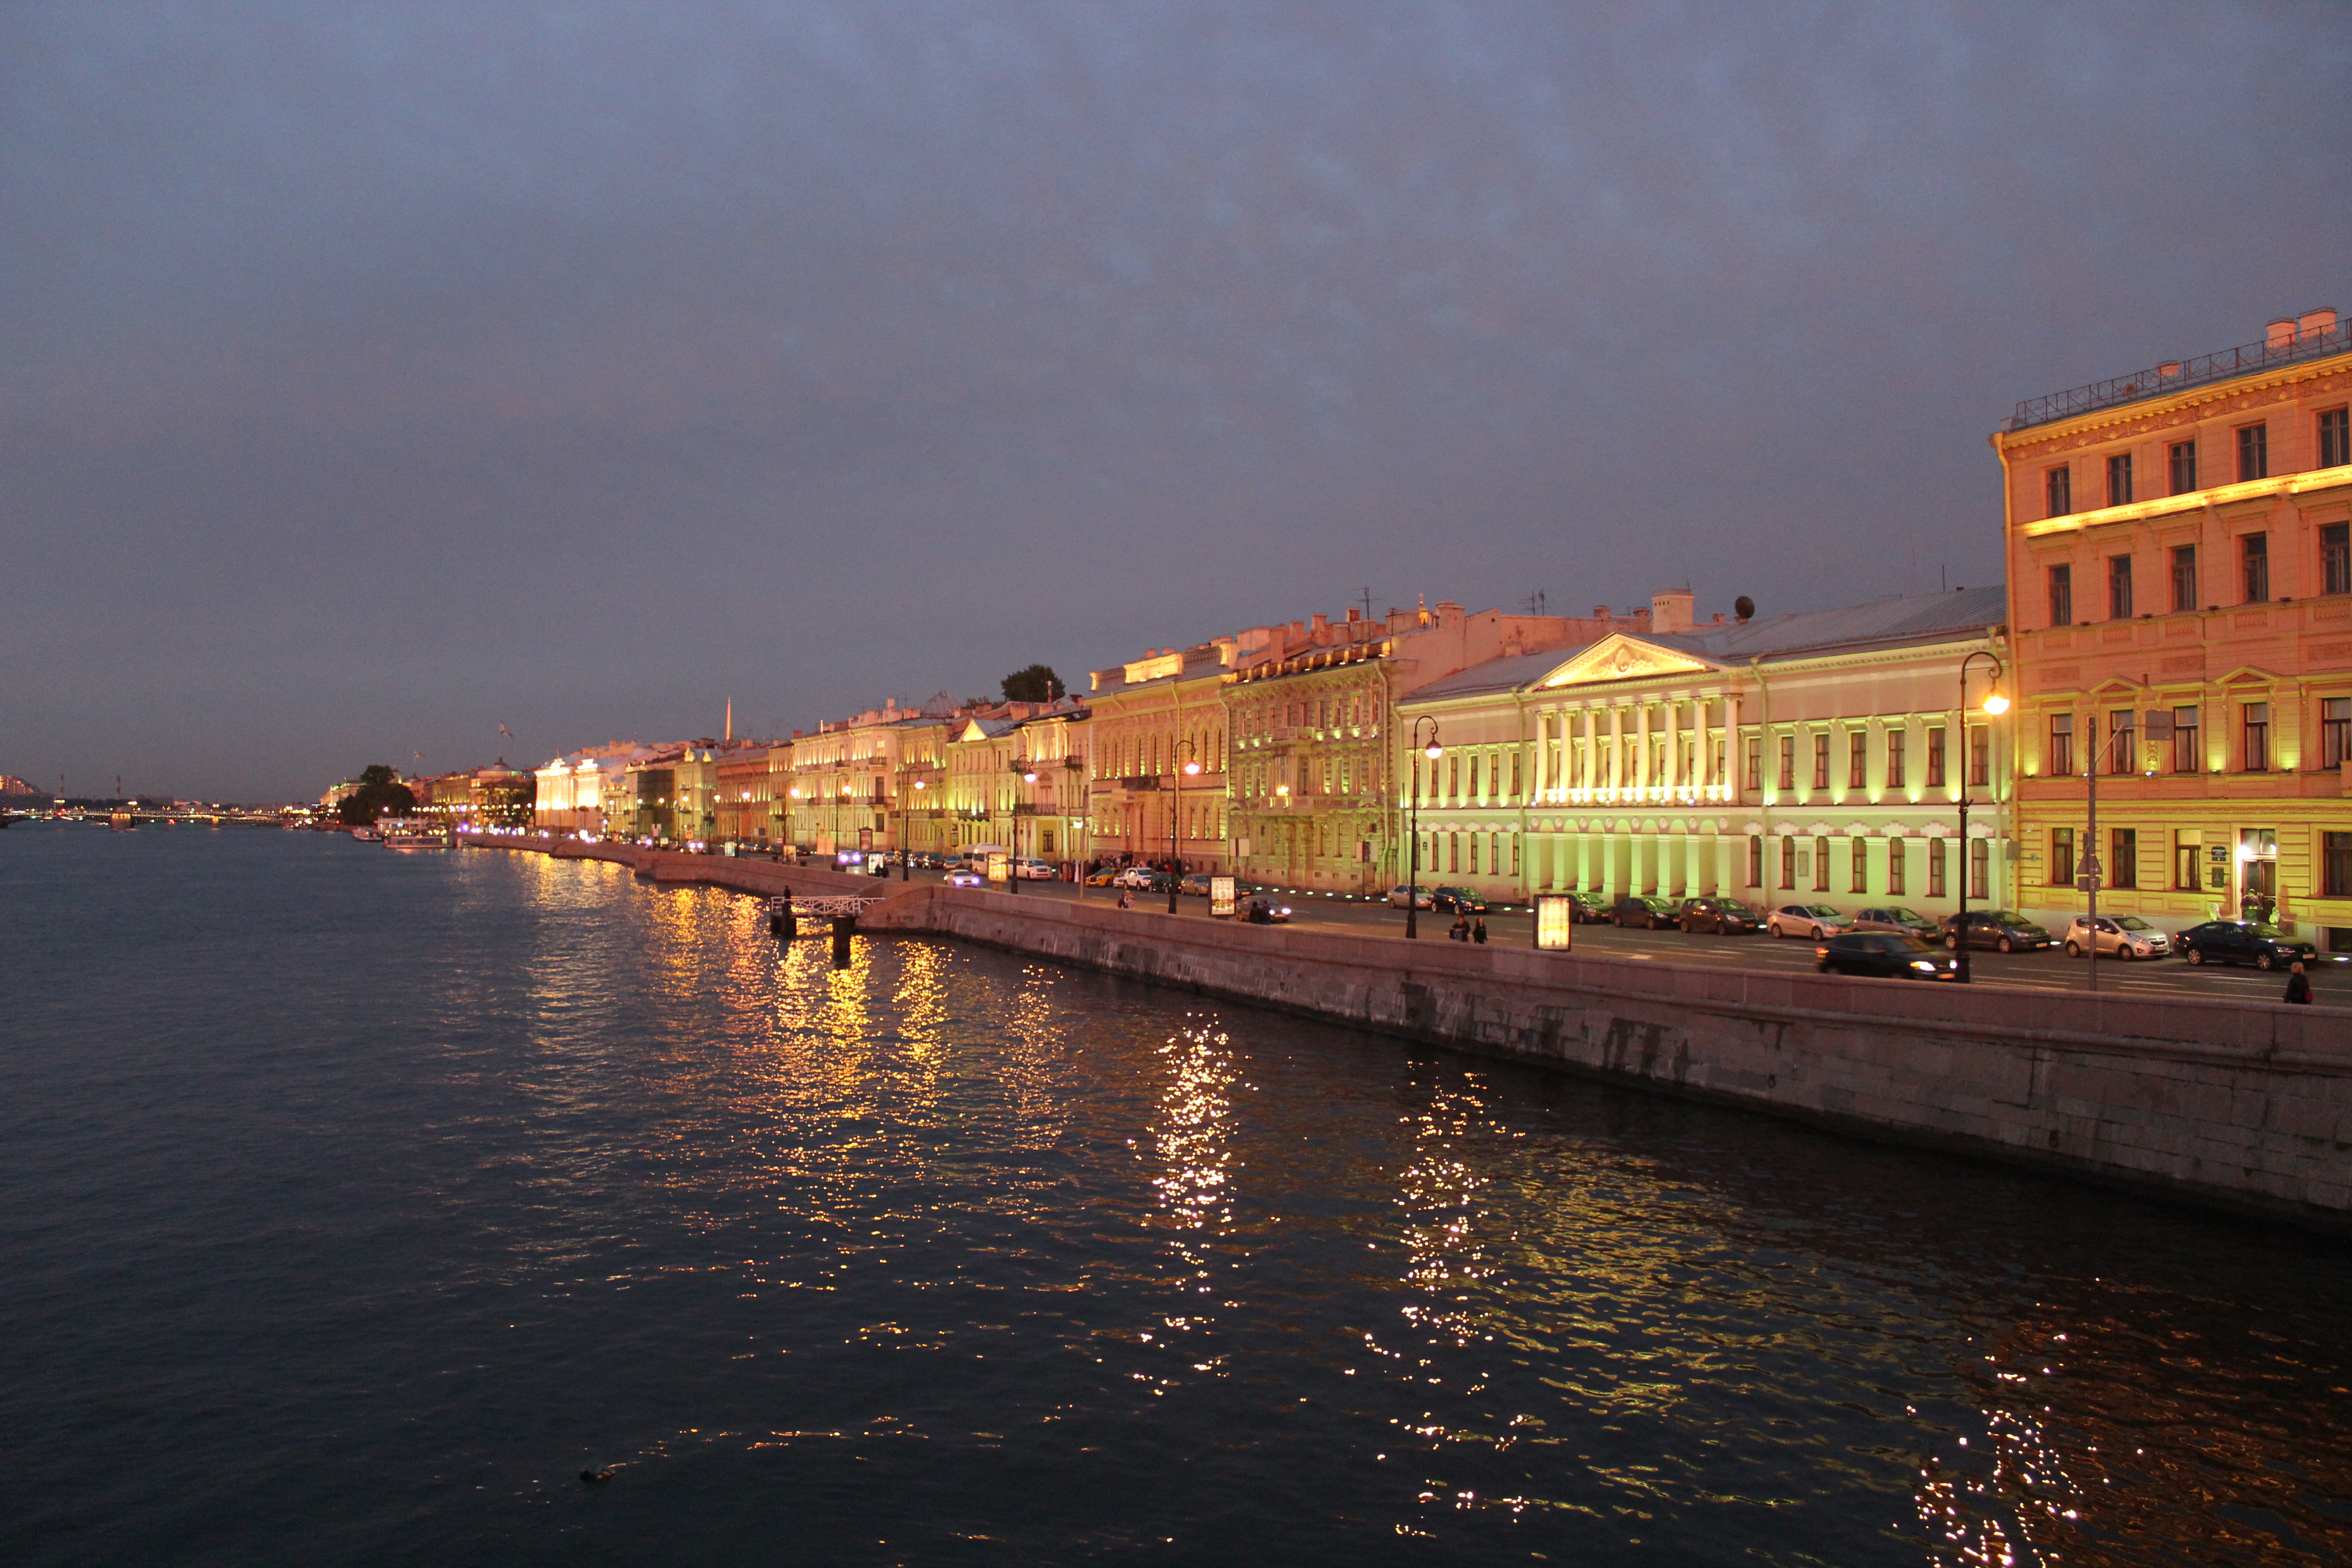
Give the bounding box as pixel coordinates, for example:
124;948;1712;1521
986;852;1009;884
1210;876;1236;918
1534;894;1574;951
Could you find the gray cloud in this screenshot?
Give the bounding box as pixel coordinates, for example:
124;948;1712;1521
2;0;2345;797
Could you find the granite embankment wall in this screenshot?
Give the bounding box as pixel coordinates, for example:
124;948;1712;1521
465;837;2352;1229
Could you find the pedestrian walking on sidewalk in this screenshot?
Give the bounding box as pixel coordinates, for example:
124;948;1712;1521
1472;917;1488;945
2284;960;2313;1004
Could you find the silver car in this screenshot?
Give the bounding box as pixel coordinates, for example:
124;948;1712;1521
1853;906;1940;940
2064;914;2172;960
1767;902;1853;940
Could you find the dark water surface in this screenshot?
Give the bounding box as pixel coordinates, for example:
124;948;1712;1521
5;828;2351;1566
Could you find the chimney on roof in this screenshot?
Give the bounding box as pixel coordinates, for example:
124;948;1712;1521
1311;612;1328;631
2300;307;2339;342
1650;589;1695;635
1345;607;1360;622
2268;317;2296;351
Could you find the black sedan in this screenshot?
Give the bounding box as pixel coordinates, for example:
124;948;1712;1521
1940;909;2054;953
1612;895;1681;930
1816;932;1959;980
2176;920;2319;970
1430;885;1488;915
1563;890;1615;924
1678;896;1760;934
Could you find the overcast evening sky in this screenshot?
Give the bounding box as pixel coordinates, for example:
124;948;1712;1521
2;2;2346;801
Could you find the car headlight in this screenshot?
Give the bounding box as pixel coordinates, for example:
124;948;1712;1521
1911;960;1938;972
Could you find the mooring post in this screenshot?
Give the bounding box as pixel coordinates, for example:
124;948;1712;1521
830;914;855;968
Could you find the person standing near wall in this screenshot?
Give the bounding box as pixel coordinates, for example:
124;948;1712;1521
2284;961;2313;1005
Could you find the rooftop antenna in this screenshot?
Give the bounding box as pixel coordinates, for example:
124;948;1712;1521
1940;564;1948;593
725;698;733;744
1358;585;1374;621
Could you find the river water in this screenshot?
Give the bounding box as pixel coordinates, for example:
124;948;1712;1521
5;827;2350;1566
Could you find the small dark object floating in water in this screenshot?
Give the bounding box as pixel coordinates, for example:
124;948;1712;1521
579;1468;614;1484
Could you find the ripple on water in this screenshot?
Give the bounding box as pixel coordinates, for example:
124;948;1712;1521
1;828;2348;1566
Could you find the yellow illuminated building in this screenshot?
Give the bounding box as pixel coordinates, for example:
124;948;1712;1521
1992;307;2352;946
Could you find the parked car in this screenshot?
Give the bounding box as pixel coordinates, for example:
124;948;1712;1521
1013;858;1056;880
1678;895;1760;934
944;868;986;887
1563;889;1615;924
2175;920;2319;970
1852;906;1940;941
1387;883;1434;909
2063;914;2173;960
1179;872;1214;897
1084;866;1122;886
1815;932;1959;980
1940;909;2054;953
1612;895;1681;929
1431;886;1487;914
1767;903;1852;940
1113;866;1162;889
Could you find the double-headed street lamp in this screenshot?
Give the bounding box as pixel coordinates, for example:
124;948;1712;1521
901;777;926;879
1405;717;1442;940
1954;651;2008;984
1169;739;1202;914
1005;757;1039;895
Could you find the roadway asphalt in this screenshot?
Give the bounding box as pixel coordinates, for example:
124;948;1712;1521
931;874;2346;1006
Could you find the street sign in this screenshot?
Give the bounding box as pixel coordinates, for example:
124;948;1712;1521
2075;873;2102;892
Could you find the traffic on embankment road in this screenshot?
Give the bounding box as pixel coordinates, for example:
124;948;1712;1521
963;876;2346;1006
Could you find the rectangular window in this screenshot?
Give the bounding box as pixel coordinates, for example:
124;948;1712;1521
2048;563;2073;626
1448;832;1459;872
1848;730;1867;789
2175;832;2201;892
2049;713;2075;776
2238;423;2268;481
1886;729;1906;790
1744;737;1763;792
2046;465;2072;517
1928;838;1948;898
1970;839;1990;901
1777;736;1795;792
2172;705;2201;774
1813;836;1830;892
1468;835;1479;874
2323;408;2351;470
2169;439;2198;495
1888;837;1906;896
2050;827;2076;886
1969;725;1989;788
2107;452;2134;507
2243;533;2269;603
2108;554;2133;619
2324;523;2351;597
2171;544;2198;612
2244;702;2270;771
2323;697;2352;769
1811;733;1830;790
1851;836;1868;893
2110;827;2138;891
1780;835;1796;890
1509;753;1521;800
2107;709;2135;775
1468;756;1480;799
1747;834;1764;887
2325;832;2352;898
1926;727;1946;788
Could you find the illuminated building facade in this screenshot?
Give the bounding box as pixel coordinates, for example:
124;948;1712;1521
1225;599;1622;891
534;744;655;836
1992;307;2352;946
942;698;1089;863
1395;588;2014;913
1086;643;1242;871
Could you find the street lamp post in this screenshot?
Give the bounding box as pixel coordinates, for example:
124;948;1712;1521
1955;651;2008;984
903;777;925;879
1406;717;1441;940
1006;757;1038;896
1169;739;1201;915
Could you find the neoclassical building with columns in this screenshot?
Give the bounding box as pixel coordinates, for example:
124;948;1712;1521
1394;587;2016;916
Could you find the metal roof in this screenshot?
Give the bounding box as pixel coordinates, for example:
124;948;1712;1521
1409;585;2007;701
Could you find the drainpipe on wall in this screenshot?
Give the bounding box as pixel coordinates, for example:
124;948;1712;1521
1514;685;1532;904
1750;655;1772;887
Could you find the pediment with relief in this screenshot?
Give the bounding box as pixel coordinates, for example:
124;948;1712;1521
1537;633;1717;689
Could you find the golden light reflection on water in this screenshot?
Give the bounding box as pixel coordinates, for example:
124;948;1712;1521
418;849;2352;1563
